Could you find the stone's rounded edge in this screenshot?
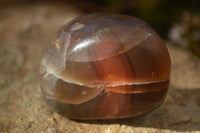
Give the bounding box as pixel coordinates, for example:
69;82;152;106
52;13;158;62
46;87;168;120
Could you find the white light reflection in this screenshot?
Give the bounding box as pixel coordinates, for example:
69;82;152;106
73;38;96;52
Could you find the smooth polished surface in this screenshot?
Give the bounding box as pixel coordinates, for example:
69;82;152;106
40;13;171;119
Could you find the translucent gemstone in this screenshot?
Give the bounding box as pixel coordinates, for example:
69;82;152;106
40;13;171;120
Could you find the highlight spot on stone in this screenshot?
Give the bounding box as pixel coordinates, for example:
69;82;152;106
55;39;60;49
70;23;85;31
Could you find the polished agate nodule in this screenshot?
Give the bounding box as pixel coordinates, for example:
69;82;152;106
40;13;171;120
